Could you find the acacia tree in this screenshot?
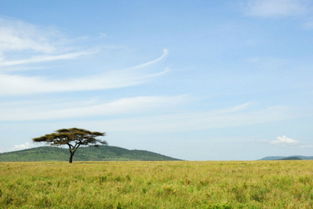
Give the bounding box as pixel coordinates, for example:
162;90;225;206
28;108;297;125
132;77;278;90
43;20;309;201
33;128;107;163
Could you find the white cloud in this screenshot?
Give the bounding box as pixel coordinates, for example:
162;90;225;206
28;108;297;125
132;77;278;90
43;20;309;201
68;104;295;133
0;49;169;95
13;142;33;151
0;18;95;67
220;102;254;113
244;0;310;17
128;48;168;70
0;50;96;67
0;95;185;121
0;101;295;132
270;135;299;145
0;18;57;53
0;18;170;95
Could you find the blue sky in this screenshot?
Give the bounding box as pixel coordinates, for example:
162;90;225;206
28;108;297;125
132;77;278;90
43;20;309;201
1;0;313;160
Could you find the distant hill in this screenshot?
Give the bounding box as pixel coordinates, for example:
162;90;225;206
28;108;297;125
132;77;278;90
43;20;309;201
260;155;313;160
0;146;180;162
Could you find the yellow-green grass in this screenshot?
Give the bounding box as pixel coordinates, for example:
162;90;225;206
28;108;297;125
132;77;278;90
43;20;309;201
1;161;313;209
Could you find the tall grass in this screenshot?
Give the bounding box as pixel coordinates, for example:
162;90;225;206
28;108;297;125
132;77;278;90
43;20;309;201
0;161;313;209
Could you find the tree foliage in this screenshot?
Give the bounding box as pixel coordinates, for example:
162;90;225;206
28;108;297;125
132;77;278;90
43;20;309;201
33;128;106;163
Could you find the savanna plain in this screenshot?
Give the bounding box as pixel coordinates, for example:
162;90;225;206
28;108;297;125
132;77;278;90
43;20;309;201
0;161;312;209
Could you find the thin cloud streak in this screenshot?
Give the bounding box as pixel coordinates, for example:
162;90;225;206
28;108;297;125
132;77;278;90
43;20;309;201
0;49;169;95
0;18;170;95
244;0;310;17
0;18;98;69
0;95;185;121
127;48;169;70
73;104;296;133
0;50;97;67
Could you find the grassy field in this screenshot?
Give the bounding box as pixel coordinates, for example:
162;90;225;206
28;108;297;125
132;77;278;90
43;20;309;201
0;161;313;209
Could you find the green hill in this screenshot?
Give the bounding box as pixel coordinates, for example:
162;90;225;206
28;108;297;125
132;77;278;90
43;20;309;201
0;146;180;162
260;155;313;160
280;156;303;160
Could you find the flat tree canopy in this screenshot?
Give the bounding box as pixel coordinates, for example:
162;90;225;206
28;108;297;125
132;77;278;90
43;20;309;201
33;128;106;163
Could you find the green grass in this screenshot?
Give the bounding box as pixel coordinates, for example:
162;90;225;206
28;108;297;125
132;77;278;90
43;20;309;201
1;161;313;209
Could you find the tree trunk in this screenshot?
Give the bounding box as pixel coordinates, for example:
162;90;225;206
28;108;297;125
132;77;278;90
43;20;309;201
69;152;74;163
67;143;80;163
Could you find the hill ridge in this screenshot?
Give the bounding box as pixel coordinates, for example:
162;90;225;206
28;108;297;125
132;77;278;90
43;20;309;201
0;146;181;162
260;155;313;160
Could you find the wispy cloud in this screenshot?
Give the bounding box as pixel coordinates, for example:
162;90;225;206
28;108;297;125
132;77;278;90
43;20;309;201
0;50;96;67
12;142;34;151
244;0;310;17
0;18;57;53
0;18;170;96
270;135;299;145
220;102;254;113
68;104;296;133
0;18;95;68
127;48;169;70
0;95;185;121
0;49;169;95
